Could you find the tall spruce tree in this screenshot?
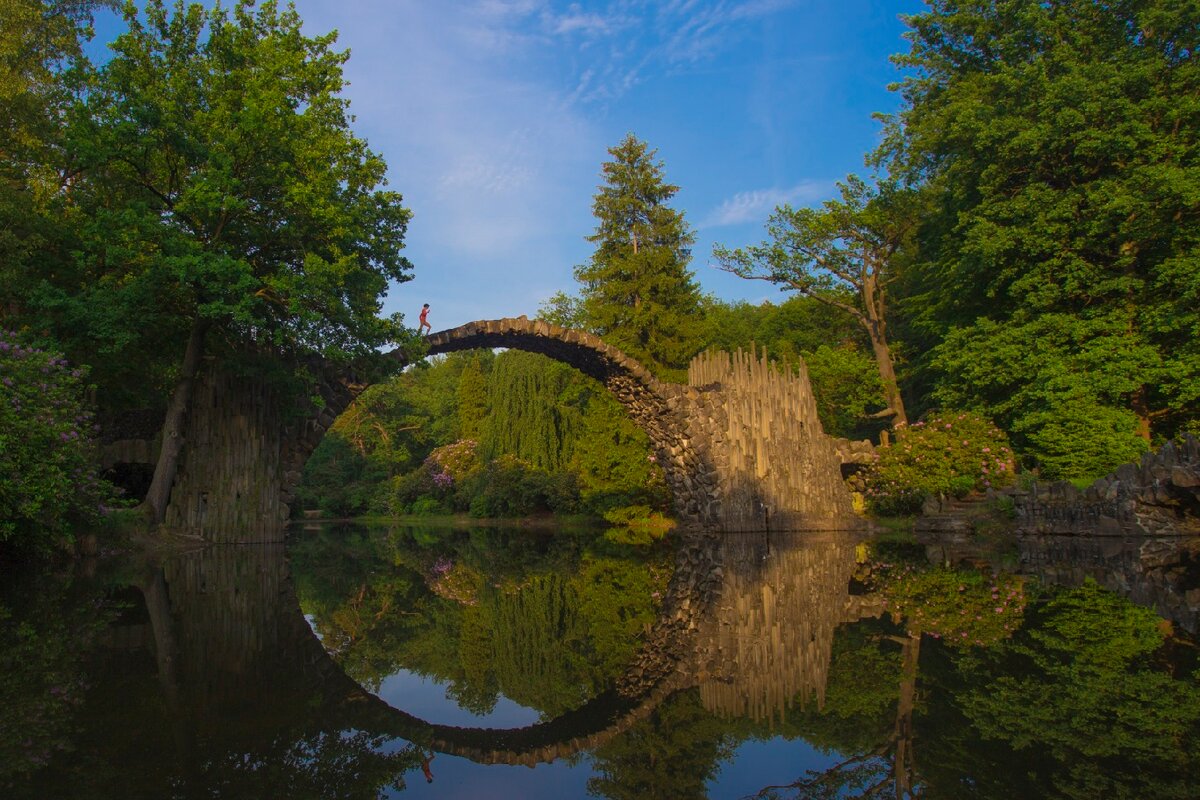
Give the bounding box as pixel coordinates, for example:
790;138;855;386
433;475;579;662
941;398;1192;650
575;134;704;377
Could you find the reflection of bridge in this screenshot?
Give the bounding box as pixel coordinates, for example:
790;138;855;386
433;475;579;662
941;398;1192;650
132;318;859;540
127;530;879;770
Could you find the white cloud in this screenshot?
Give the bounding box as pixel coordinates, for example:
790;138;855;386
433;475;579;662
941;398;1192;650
546;6;625;36
700;180;830;228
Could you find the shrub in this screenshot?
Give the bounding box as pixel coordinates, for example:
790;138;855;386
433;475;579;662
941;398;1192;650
865;411;1016;515
460;454;580;517
0;331;110;554
425;439;480;481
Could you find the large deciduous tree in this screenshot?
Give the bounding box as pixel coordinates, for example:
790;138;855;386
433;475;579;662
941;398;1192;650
575;134;705;378
714;176;918;426
881;0;1200;477
70;0;412;521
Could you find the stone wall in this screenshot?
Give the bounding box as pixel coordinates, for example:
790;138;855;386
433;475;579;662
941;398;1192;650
1012;434;1200;536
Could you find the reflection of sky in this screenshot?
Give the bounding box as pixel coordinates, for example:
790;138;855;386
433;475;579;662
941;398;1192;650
709;738;844;798
377;668;541;728
377;668;593;799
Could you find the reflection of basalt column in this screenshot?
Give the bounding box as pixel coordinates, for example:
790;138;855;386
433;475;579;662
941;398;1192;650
697;534;861;724
158;544;318;713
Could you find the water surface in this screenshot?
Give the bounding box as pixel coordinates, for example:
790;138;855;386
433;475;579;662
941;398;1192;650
3;523;1198;799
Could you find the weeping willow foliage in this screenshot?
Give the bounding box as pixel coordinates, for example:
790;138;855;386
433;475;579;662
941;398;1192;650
480;351;583;471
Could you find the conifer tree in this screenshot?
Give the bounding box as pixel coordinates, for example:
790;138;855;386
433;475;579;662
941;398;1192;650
575;134;704;377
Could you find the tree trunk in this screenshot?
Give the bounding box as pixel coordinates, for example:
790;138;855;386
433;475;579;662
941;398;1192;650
869;331;907;427
143;317;209;524
1130;385;1152;443
893;633;920;798
862;270;908;427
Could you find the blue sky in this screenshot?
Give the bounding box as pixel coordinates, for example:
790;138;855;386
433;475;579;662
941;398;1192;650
93;1;927;332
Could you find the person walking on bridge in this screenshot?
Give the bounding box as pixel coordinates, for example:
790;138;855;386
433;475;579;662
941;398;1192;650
418;303;432;336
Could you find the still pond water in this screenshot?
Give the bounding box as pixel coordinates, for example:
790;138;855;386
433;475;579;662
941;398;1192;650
3;523;1199;799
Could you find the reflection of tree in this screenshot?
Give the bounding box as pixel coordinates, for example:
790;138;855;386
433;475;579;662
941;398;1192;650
754;621;914;800
486;574;595;716
456;554;668;718
0;574;115;790
747;544;1036;800
878;566;1027;649
924;579;1200;800
587;689;734;800
6;546;427;799
191;730;421;799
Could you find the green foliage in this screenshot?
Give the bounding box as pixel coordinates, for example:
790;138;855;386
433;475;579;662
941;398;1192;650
292;524;670;725
460;454;579;518
456;354;489;440
587;689;735;800
569;387;668;513
535;291;588;330
481;350;578;470
884;0;1200;464
803;344;887;439
697;296;888;438
929;317;1150;480
786;619;901;756
298;353;489;516
5;0;414;441
0;580;114;785
575;134;705;377
713;175;919;423
0;331;109;551
303;346;670;522
699;294;866;359
77;0;413;356
292;433;383;517
864;411;1016;515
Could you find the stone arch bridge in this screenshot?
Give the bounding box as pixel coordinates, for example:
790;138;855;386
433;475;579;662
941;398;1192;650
143;317;860;539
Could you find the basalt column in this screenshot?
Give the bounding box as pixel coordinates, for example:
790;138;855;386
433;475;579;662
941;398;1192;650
685;348;858;531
